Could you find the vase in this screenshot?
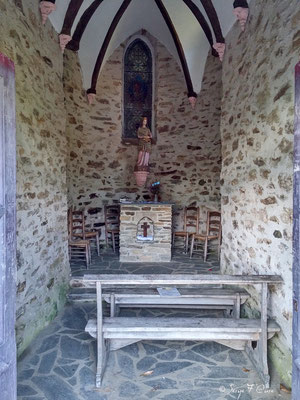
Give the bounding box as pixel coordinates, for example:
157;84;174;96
154;194;158;202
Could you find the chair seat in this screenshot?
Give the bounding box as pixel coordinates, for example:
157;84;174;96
85;231;99;238
174;231;196;236
174;231;188;236
73;231;99;239
69;240;90;246
107;229;119;234
73;233;82;237
193;234;219;240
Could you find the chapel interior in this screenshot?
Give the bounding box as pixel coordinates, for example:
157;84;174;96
1;0;299;398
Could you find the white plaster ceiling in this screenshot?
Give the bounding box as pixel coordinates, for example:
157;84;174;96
49;0;248;93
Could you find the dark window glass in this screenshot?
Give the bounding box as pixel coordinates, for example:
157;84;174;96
123;39;153;139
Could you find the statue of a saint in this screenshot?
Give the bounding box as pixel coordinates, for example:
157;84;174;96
136;117;152;167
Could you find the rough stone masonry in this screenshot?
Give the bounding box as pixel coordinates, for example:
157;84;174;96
220;0;299;387
0;0;70;355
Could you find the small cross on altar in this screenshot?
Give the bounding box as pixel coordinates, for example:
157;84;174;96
141;222;150;237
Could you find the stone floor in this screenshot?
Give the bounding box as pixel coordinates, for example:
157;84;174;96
17;250;291;400
70;248;221;277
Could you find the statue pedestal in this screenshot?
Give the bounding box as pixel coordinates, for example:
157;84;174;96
134;166;149;187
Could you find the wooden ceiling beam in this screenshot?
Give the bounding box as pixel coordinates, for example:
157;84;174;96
182;0;218;57
67;0;105;52
60;0;84;36
88;0;133;94
154;0;196;98
199;0;225;43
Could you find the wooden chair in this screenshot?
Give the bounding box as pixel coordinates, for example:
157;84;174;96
104;205;120;253
190;211;221;261
69;208;100;256
68;210;91;268
172;206;200;253
85;207;105;240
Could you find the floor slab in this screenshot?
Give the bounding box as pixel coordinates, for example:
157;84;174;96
17;250;290;399
70;249;220;277
18;303;290;400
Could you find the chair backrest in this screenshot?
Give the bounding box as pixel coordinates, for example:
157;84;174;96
86;207;102;232
206;211;221;238
105;205;120;231
69;208;86;239
67;208;73;241
184;206;200;234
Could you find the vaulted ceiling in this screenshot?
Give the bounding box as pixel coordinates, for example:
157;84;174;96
40;0;250;99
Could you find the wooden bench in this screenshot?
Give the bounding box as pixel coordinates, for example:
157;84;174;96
102;287;249;317
82;274;282;389
70;279;250;318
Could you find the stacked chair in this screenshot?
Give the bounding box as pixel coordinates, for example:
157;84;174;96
104;205;120;253
68;208;101;267
190;211;221;261
172;206;200;254
68;209;91;268
85;207;104;239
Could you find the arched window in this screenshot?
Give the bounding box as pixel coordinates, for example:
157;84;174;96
123;38;154;142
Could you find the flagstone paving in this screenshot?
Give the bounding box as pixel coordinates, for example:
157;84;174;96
17;250;291;400
70;249;221;277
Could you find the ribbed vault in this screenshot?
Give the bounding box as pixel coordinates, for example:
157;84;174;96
40;0;250;100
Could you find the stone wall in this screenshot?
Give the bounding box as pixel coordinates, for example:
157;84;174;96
64;32;222;233
0;0;70;355
220;0;299;386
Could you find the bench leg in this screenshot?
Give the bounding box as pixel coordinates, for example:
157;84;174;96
96;234;100;256
96;338;109;388
96;338;104;387
110;293;116;317
260;282;270;387
245;283;270;388
85;244;90;269
246;339;270;389
234;293;241;319
184;233;187;254
112;233;116;253
203;237;208;262
96;282;110;387
189;234;194;258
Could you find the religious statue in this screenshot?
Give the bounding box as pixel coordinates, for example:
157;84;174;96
136;117;152;167
134;117;152;187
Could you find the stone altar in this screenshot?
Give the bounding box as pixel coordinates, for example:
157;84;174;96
119;202;173;262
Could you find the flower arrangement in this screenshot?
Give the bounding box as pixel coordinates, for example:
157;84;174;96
149;181;160;202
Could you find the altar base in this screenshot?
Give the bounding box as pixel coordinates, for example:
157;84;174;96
119;203;173;262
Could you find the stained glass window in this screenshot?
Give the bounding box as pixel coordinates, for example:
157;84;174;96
123;39;153;140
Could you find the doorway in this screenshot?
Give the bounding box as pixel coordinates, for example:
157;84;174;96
0;53;17;400
293;61;300;399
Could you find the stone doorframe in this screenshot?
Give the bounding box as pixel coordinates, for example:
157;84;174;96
0;53;17;399
292;61;300;398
